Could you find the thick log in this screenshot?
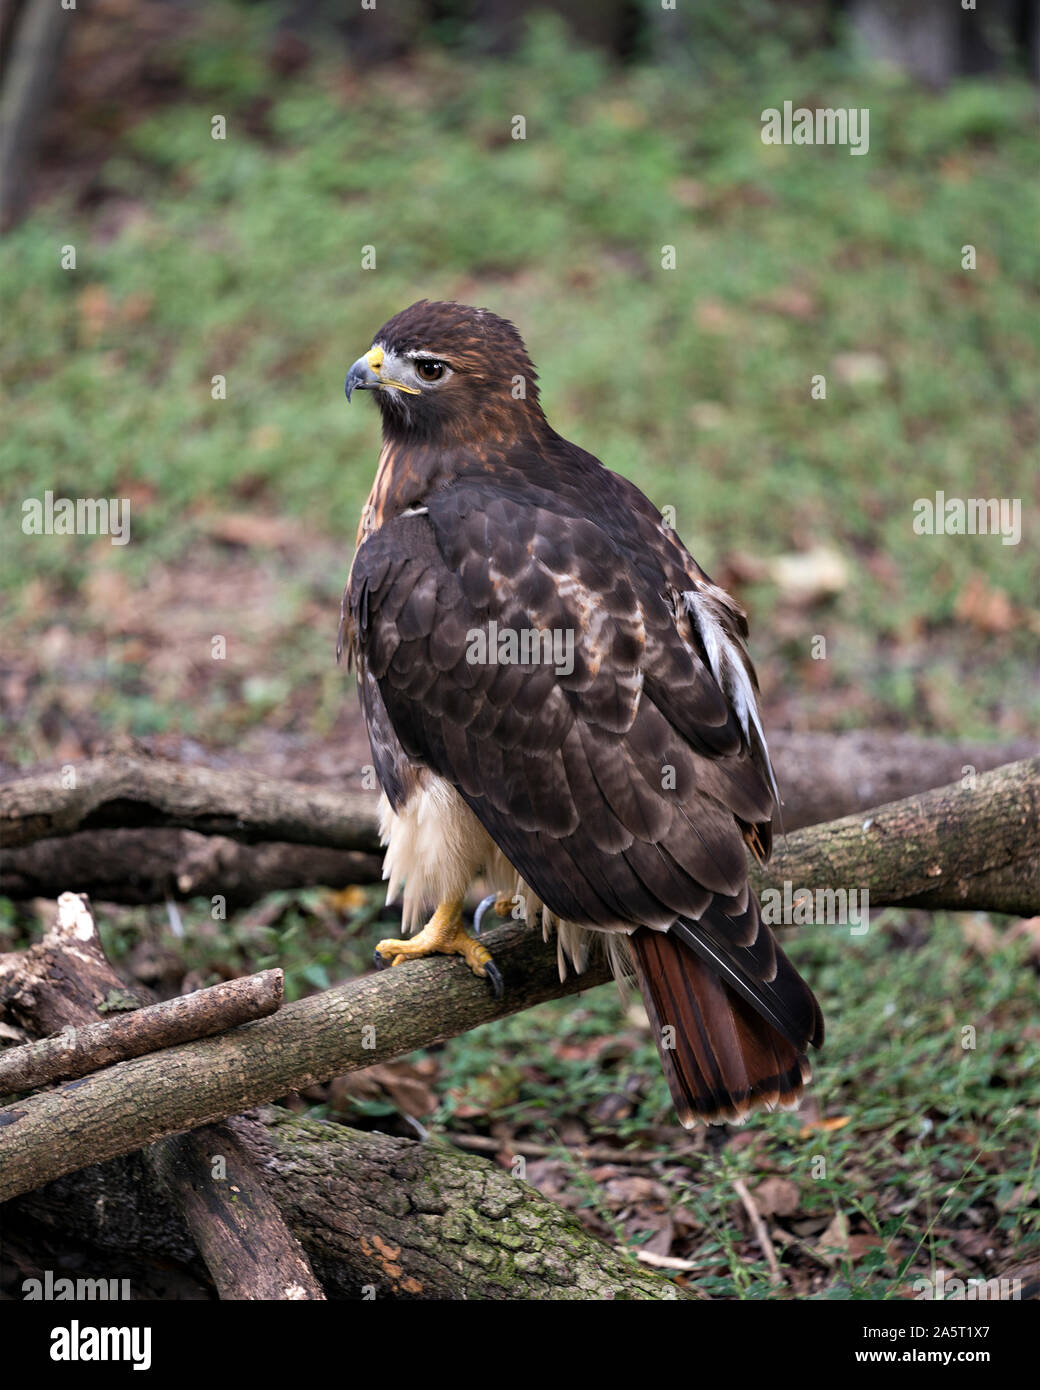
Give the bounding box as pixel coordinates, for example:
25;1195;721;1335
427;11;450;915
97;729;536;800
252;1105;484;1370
0;898;677;1299
766;731;1037;832
0;0;71;231
1;734;1034;906
8;1110;691;1300
0;826;383;907
0;890;152;1035
0;752;380;852
0;966;283;1094
0;760;1035;1202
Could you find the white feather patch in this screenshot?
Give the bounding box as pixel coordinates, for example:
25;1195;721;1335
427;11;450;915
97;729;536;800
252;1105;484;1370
682;587;780;806
380;778;497;932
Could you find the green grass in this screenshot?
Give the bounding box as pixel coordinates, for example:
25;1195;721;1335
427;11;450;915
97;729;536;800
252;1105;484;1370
427;910;1038;1297
2;6;1038;744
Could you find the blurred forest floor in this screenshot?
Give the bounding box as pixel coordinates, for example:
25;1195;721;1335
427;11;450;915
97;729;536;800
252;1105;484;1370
1;1;1038;1299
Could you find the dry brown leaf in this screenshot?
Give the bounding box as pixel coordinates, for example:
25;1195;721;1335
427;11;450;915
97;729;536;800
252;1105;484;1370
327;886;369;913
961;915;999;956
206;513;308;550
816;1209;850;1260
752;1176;801;1218
329;1060;437;1117
76;284;115;345
603;1176;669;1205
846;1234;884;1261
695;299;735;333
1007;917;1040;967
954;573;1015;634
758;286;818;320
767;546;849;603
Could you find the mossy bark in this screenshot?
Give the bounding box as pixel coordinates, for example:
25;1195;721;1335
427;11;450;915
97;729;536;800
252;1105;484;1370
7;1109;691;1300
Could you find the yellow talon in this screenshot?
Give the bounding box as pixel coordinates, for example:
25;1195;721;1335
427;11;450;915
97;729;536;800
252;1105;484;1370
375;899;502;996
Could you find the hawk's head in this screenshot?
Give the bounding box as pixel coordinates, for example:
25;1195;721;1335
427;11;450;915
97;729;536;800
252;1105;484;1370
345;300;542;442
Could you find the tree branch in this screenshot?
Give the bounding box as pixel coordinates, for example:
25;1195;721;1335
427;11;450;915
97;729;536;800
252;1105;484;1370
1;734;1034;905
0;917;600;1202
144;1119;325;1300
0;759;1035;1203
0;0;71;232
0;826;383;907
0;752;380;852
0;961;283;1094
752;756;1039;915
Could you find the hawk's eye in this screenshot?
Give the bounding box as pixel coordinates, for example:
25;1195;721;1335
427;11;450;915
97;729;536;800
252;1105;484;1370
415;359;447;383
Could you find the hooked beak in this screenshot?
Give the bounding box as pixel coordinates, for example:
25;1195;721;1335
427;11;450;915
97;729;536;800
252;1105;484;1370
344;343;420;402
344;347;382;402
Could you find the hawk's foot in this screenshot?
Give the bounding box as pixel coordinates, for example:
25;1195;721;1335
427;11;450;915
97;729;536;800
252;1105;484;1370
375;899;503;998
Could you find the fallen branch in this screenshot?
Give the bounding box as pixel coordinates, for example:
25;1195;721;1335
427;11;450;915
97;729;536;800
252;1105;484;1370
0;959;283;1094
754;756;1039;916
0;900;676;1298
449;1133;695;1165
0;826;383;907
732;1177;782;1288
0;0;71;232
0;759;1036;1202
0;890;152;1035
0;752;380;852
2;735;1034;870
0;916;601;1202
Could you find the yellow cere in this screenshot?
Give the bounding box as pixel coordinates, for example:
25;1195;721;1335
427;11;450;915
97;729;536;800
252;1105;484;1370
365;343;420;394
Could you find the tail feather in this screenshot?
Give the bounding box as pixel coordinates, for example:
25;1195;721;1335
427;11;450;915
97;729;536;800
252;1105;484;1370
631;926;817;1126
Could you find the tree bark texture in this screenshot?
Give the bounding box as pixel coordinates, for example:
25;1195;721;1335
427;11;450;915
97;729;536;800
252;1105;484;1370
0;759;1036;1203
144;1119;324;1300
0;966;283;1094
7;1110;690;1300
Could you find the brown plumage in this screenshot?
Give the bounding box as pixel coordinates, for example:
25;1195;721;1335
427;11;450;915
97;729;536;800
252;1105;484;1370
342;300;823;1125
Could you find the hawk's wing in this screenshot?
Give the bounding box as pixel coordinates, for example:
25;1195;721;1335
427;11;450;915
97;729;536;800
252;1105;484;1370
346;474;819;1051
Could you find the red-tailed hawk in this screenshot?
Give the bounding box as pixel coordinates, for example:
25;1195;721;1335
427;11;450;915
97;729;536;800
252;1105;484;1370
341;301;823;1125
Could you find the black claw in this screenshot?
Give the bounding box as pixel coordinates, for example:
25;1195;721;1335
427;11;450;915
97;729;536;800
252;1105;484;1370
372;948;390;970
473;892;498;937
483;960;504;1000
